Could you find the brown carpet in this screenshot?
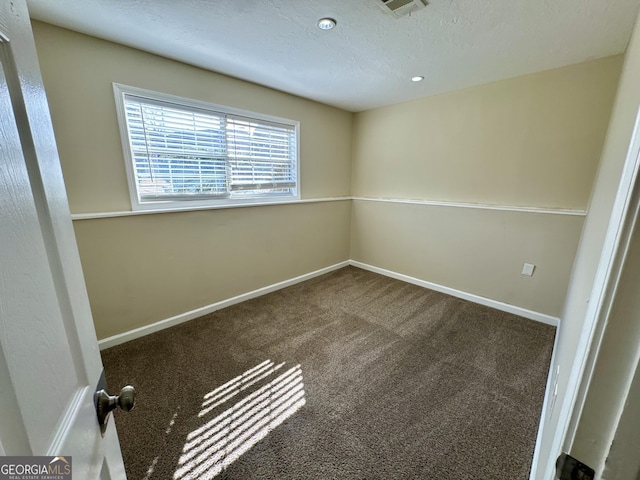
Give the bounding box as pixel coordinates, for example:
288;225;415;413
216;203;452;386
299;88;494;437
102;266;555;480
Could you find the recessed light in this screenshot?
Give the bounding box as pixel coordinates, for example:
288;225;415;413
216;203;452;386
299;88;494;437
317;18;337;30
411;76;424;82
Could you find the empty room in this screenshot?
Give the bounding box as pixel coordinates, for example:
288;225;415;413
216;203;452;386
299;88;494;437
3;0;640;479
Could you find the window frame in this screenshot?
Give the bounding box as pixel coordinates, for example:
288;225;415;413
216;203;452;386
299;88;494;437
113;83;301;211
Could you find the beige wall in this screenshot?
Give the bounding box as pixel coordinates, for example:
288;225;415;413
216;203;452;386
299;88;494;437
32;22;352;213
352;56;622;209
351;201;584;316
32;21;353;339
74;202;351;339
351;57;622;318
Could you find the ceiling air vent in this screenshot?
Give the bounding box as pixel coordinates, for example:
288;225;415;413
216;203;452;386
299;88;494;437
378;0;428;18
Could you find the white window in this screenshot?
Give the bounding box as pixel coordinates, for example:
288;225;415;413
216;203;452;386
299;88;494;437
114;84;299;210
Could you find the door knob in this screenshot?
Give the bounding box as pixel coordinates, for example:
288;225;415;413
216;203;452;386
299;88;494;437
95;385;136;436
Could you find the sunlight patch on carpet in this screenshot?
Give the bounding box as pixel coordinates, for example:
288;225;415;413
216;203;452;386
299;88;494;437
173;360;306;480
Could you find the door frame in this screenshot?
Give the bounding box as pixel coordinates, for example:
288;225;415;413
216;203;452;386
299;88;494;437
537;107;640;479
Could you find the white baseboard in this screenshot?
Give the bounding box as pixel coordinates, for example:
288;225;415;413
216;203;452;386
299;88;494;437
99;258;559;350
349;260;560;327
98;261;350;350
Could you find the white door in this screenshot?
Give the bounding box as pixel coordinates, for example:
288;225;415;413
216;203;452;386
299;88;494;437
0;0;127;478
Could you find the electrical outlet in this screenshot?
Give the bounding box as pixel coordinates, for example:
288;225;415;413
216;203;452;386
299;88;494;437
522;263;535;276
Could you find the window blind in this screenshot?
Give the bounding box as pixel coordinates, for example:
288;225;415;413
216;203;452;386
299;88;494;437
227;116;297;193
122;93;297;203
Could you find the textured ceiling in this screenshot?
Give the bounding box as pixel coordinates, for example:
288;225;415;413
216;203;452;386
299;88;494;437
26;0;640;112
